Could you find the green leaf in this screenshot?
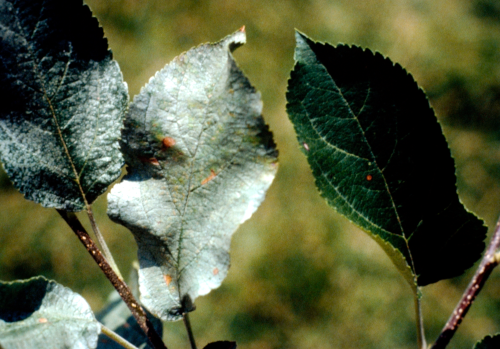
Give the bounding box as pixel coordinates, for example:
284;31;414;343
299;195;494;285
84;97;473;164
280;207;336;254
203;342;237;349
96;265;162;349
107;28;278;321
286;31;486;287
0;276;100;349
474;334;500;349
0;0;128;211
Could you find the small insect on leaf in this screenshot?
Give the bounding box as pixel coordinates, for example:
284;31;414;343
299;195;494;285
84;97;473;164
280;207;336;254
213;268;219;276
366;174;373;181
201;169;217;185
38;318;48;324
303;143;310;151
162;137;176;150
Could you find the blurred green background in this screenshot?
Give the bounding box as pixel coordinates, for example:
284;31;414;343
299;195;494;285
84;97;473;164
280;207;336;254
3;0;500;348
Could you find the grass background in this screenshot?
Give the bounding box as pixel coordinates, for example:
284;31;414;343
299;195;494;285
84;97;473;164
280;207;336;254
3;0;500;348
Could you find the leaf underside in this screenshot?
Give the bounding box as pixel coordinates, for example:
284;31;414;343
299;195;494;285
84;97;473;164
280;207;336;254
286;31;486;287
0;277;100;349
107;29;278;321
0;0;128;211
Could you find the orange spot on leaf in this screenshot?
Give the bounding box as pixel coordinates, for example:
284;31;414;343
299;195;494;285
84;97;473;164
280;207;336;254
162;137;176;149
164;274;172;286
213;268;219;276
366;174;373;181
38;318;48;324
201;169;217;185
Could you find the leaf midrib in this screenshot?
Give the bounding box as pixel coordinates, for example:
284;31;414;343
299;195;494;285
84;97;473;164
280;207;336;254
14;3;92;208
173;49;227;288
297;93;400;240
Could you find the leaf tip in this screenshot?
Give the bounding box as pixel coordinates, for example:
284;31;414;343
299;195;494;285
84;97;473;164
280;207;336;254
223;28;246;53
293;30;316;63
294;29;310;47
294;29;307;40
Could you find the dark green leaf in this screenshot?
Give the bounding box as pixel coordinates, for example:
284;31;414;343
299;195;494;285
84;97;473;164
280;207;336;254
286;31;486;287
0;276;100;349
474;334;500;349
107;28;278;321
0;0;128;211
203;341;237;349
97;266;162;349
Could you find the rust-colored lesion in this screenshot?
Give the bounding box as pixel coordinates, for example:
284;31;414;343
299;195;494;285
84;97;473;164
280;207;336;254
162;137;176;150
163;274;172;286
201;169;217;185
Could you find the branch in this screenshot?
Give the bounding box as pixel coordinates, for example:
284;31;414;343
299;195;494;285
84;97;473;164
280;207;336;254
57;210;167;349
431;216;500;349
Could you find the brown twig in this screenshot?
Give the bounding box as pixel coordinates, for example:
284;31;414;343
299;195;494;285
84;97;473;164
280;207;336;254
431;216;500;349
57;210;167;349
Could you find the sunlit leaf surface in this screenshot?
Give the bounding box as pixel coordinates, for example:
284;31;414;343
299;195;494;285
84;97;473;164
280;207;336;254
0;0;128;211
108;28;278;321
0;277;100;349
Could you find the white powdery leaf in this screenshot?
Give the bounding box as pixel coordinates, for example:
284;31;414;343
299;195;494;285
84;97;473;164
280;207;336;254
108;28;278;321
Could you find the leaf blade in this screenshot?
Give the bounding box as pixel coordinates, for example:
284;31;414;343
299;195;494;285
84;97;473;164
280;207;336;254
474;334;500;349
0;276;100;349
286;31;486;287
108;29;278;320
203;342;237;349
0;0;128;211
